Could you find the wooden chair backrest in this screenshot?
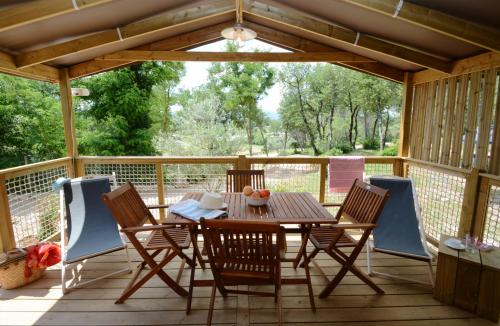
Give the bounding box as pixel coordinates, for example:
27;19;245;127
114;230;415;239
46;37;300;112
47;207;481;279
101;182;157;229
200;219;282;281
336;179;389;225
226;169;265;192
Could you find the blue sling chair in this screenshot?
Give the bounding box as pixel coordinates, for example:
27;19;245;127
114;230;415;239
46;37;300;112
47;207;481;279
368;176;434;286
58;177;132;294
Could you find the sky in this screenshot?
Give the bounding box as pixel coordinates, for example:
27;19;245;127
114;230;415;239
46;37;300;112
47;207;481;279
175;39;292;119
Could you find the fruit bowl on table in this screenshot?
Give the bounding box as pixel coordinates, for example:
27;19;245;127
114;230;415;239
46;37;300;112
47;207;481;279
242;186;271;207
246;194;271;207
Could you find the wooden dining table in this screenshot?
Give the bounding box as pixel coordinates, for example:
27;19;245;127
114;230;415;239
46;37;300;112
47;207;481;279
165;192;336;310
165;192;336;268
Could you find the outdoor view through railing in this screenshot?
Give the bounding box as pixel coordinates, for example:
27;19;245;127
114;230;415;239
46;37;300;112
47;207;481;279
1;156;499;250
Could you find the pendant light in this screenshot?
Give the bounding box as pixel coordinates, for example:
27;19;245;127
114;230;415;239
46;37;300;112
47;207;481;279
221;0;257;45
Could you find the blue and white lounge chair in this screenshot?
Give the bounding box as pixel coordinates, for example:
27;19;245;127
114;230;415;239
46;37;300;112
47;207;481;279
367;176;434;286
58;177;131;294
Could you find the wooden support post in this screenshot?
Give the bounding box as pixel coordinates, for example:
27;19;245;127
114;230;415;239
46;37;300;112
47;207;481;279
58;68;77;177
393;158;404;177
237;155;250;170
458;168;480;237
398;73;413;157
74;158;85;178
156;163;166;222
472;176;492;241
319;162;327;203
0;175;16;252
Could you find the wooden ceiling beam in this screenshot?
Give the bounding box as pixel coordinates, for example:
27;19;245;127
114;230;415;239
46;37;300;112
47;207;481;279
247;22;404;83
412;51;500;84
68;21;232;79
338;0;500;52
244;0;453;73
14;0;234;68
98;50;376;63
0;51;58;82
0;0;112;33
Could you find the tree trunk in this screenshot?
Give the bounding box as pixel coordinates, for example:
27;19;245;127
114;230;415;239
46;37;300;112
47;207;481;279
371;116;379;140
382;110;390;150
295;79;321;155
259;126;269;156
283;129;288;152
247;119;253;156
363;109;370;139
328;104;335;149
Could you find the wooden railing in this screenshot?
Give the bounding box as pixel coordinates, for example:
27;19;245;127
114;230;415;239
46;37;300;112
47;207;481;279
0;155;498;252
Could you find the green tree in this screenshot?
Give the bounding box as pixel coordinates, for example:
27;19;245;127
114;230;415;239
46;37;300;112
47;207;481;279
208;42;275;155
156;87;245;156
76;62;183;155
0;75;65;168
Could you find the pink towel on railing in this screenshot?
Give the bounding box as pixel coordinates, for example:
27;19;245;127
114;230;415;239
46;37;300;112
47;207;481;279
329;156;365;192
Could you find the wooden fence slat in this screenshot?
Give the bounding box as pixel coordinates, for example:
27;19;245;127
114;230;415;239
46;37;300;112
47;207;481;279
488;68;500;175
462;71;481;169
476;69;497;171
472;176;491;240
450;74;469;167
409;85;421;157
0;175;15;252
430;79;447;162
440;77;457;165
422;81;437;161
414;83;429;159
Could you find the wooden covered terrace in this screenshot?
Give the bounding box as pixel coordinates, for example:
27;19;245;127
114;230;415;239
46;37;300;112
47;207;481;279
0;0;500;325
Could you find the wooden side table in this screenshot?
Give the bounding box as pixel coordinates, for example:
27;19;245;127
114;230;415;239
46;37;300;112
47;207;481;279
434;235;500;322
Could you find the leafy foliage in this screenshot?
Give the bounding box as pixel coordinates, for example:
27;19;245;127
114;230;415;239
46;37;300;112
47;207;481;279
0;75;65;168
76;62;184;156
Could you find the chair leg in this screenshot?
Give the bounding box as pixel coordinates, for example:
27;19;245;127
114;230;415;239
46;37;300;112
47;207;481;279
277;286;282;326
302;250;316;312
207;283;217;326
319;264;349;298
366;240;373;276
299;248;319;268
124;246;133;272
61;263;67;295
348;264;384;294
427;261;435;287
186;251;197;314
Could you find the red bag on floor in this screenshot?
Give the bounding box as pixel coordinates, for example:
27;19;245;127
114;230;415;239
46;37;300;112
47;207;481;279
24;243;61;278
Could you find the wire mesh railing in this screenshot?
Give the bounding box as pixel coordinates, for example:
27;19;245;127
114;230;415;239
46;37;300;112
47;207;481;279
4;155;497;252
483;183;500;246
407;161;467;242
1;159;71;247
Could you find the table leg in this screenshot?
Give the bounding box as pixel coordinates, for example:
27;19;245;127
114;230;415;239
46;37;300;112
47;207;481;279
190;226;206;270
293;224;312;269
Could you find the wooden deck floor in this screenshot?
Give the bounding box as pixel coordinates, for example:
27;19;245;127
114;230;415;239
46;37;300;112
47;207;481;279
0;238;496;326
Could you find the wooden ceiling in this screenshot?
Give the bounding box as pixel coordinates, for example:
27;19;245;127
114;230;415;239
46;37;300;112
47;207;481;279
0;0;499;84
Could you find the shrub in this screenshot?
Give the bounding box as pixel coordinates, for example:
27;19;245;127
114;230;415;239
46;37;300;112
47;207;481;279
382;145;398;156
334;142;353;154
325;147;343;156
363;138;380;150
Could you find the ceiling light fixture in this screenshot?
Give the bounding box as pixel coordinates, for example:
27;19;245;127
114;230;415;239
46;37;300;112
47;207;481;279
221;0;257;45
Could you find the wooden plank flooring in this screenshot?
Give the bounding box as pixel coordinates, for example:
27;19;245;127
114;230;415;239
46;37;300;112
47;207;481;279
0;239;496;325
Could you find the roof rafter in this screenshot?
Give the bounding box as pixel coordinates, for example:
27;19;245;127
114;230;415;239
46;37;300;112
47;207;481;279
0;51;59;82
244;0;453;73
68;21;231;79
98;50;376;62
14;0;235;68
247;22;404;82
338;0;500;52
0;0;112;33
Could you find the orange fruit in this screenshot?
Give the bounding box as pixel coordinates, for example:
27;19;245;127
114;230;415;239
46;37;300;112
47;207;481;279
250;191;261;199
260;189;270;198
243;185;254;196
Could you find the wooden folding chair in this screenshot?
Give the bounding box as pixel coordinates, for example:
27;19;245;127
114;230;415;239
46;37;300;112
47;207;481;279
188;219;285;325
102;182;195;304
304;179;389;298
226;169;265;192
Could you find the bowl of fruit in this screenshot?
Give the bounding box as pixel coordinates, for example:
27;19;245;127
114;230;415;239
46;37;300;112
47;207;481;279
243;186;271;206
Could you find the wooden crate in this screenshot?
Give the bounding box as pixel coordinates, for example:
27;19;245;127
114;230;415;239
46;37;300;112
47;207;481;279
434;235;500;322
